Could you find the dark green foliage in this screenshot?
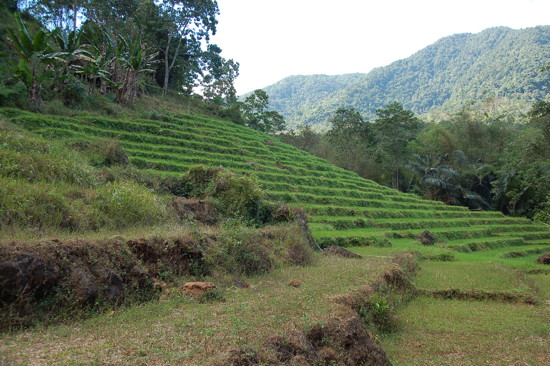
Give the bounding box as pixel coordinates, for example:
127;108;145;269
0;81;26;107
1;1;239;113
240;89;286;133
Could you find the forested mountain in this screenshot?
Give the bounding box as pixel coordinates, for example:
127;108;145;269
264;26;550;129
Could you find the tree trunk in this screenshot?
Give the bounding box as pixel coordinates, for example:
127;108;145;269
30;77;41;106
72;2;77;32
163;32;183;94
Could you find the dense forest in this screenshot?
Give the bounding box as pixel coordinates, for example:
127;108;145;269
265;26;550;129
280;98;550;223
0;0;285;132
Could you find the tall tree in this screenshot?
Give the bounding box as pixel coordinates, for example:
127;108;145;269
25;0;87;32
201;44;239;104
241;89;285;133
156;0;218;93
373;102;421;190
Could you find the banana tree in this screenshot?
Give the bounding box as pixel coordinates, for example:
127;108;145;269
115;35;157;103
78;22;118;94
2;13;58;106
51;27;95;70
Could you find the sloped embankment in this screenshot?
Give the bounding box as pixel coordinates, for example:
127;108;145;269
220;255;418;366
0;221;312;331
0;235;204;330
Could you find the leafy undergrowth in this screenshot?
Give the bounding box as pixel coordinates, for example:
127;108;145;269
379;297;549;366
0;253;393;365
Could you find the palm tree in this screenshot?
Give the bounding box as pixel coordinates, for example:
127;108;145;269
408;151;490;209
407;153;459;203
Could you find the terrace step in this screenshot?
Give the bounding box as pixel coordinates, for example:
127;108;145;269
441;237;527;252
300;204;505;219
498;246;550;258
310;216;532;231
269;192;463;211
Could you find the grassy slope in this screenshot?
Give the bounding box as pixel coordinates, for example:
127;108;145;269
0;254;390;365
0;107;549;364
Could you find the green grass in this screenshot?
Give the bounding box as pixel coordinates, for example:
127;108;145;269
379;297;549;366
414;262;535;292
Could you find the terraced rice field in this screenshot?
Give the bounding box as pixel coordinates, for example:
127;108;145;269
1;107;549;269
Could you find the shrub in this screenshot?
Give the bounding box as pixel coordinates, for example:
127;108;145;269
58;75;87;106
207;221;275;276
533;194;550;224
206;221;313;276
184;165;221;197
207;170;266;220
174;165;286;225
0;81;26;107
359;294;396;333
93;181;169;229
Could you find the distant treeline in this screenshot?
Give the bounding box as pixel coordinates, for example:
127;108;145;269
279;101;550;223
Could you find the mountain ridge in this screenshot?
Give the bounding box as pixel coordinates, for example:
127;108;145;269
263;26;550;128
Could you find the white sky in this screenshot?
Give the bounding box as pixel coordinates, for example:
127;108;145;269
211;0;550;95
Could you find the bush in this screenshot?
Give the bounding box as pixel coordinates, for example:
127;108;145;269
173;165;288;225
58;75;87;106
207;221;275;276
206;221;313;276
0;81;26;107
359;294;397;333
533;194;550;224
207;170;266;220
93;181;168;229
183;165;221;197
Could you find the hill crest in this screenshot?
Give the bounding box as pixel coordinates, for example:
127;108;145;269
263;26;550;128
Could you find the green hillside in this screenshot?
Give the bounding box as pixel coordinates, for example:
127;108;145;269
264;26;550;128
1;107;548;269
1;107;548;364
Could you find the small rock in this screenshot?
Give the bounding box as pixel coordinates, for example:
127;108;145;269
232;279;250;288
183;281;216;298
323;245;362;258
288;280;301;288
264;139;275;146
536;253;550;265
418;230;436;246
